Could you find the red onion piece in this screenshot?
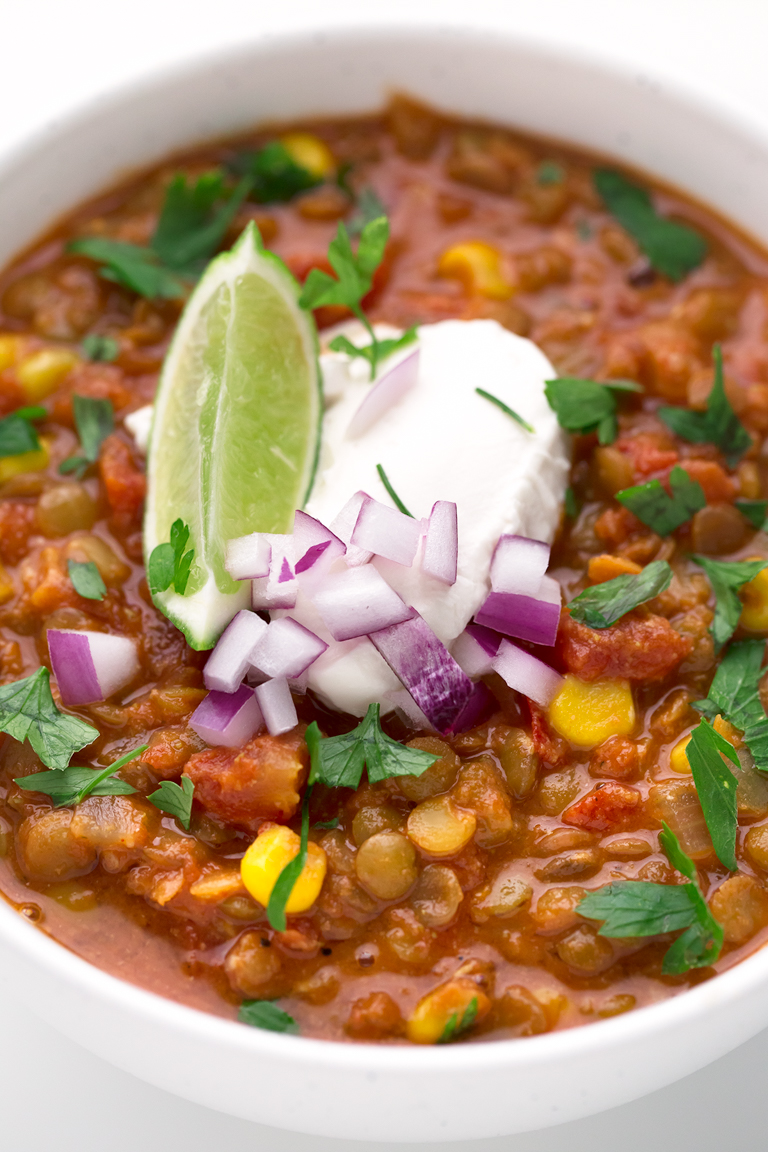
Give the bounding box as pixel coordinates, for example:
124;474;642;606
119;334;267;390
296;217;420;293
251;535;297;610
346;347;420;439
293;510;345;576
452;630;494;678
48;629;139;706
330;491;373;567
225;533;271;581
475;576;561;647
190;684;264;748
386;688;435;732
311;566;413;642
255;677;298;736
421;500;458;585
351;494;422;566
466;623;503;657
490;535;550;596
250;617;327;680
369;613;475;734
447;681;496;734
203;610;268;694
492;639;564;707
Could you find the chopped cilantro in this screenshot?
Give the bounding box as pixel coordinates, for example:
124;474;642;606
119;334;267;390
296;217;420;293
148;518;195;596
68;236;186;299
537;161;564;186
439;996;479;1043
475;387;534;433
594;168;707;281
59;395;114;478
544;376;642;444
736;499;768;530
694;639;768;771
232;141;319;203
147;774;194;830
564;487;580;520
376;464;413;518
238;1000;299;1034
658;346;751;467
16;743;147;806
685;718;740;870
0;407;45;458
329;325;418;376
567;559;672;629
67;559;106;601
304;704;437;790
81;334;120;362
313;816;340;830
0;666;97;770
152;170;252;276
267;786;311;932
691;555;768;652
616;465;706;535
348;186;387;235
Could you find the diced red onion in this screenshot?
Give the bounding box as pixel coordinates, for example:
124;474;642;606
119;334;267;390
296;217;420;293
252;535;297;610
386;688;435;732
330;491;373;567
48;629;139;706
369;613;475;734
452;630;494;678
446;681;496;734
225;533;271;581
346;348;420;439
190;684;264;747
489;535;550;596
475;576;561;647
288;669;310;695
466;623;503;657
250;617;327;680
254;677;298;736
351;494;421;567
293;510;345;577
311;566;413;642
421;500;458;585
203;610;268;694
492;639;564;708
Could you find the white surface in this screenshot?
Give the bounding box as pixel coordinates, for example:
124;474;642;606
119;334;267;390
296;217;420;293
2;1;768;1149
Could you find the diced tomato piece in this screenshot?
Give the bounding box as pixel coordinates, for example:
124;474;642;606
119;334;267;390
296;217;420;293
0;501;36;565
589;735;641;780
594;506;640;548
616;432;678;479
529;702;570;768
562;781;642;831
558;611;693;681
99;434;146;528
50;363;134;425
678;458;737;503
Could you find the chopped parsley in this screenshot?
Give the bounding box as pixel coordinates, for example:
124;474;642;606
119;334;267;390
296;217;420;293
313;816;340;830
232;141;319;203
568;559;672;629
735;499;768;530
147;774;194;830
658;346;751;468
694;639;768;772
68;236;186;299
305;705;437;790
148;518;195;596
238;1000;299;1034
594;168;707;281
16;743;147;806
329;326;418;378
578;823;723;974
59;395;114;478
348;186;387;235
67;559;106;601
691;555;768;653
0;406;46;458
544;376;642;445
376;464;413;518
685;718;740;871
564;487;580;520
439;996;479;1043
616;465;706;536
537;161;564;186
267;786;311;932
475;387;534;433
81;333;120;362
0;666;97;770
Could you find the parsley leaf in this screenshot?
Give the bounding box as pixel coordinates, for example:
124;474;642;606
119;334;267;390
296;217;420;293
152;171;252;276
238;1000;299;1034
567;560;672;628
537;161;564;186
544;377;642;444
233;141;320;204
67;559;106;601
68;236;186;299
685;718;740;870
0;666;97;770
306;704;437;790
329;326;417;376
594;168;707;281
616;464;706;536
147;774;194;830
16;742;147;806
148;518;195;596
691;555;768;652
439;996;479;1043
267;785;311;932
376;464;413;518
693;639;768;771
348;186;387;235
313;816;340;830
736;499;768;530
0;408;45;457
564;487;580;520
81;334;120;362
579;822;723;973
658;346;751;468
59;394;114;478
475;387;535;433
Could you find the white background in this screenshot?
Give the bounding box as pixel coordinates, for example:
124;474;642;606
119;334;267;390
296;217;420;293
2;1;768;1148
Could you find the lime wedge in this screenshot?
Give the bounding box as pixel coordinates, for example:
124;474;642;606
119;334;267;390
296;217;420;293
145;223;321;649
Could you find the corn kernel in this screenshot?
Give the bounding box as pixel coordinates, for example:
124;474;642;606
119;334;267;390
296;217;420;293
587;554;642;583
0;334;25;372
548;674;635;749
407;795;477;857
407;977;491;1044
0;435;51;483
669;733;692;774
240;823;326;914
16;348;80;400
280;133;335;179
437;241;514;300
740;564;768;632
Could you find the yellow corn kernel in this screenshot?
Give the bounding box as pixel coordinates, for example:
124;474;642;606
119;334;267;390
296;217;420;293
0;334;25;372
587;554;642;584
669;733;692;774
240;823;326;914
16;348;80;400
280;132;335;179
407;978;491;1045
437;241;514;300
547;674;635;749
740;565;768;632
0;435;51;483
406;795;477;857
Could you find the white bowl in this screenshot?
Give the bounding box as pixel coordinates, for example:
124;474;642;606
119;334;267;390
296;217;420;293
2;25;768;1144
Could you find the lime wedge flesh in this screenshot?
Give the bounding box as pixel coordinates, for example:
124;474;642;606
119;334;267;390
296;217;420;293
145;223;320;649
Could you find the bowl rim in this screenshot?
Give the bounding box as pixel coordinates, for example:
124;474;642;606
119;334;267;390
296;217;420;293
2;20;768;1074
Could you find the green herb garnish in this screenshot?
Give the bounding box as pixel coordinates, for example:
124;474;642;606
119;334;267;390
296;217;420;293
694;639;768;771
564;487;580;520
658;346;750;467
16;742;147;806
329;326;418;378
81;334;120;362
578;823;723;974
691;555;768;653
544;376;642;444
68;236;186;299
233;141;319;204
348;187;387;235
736;499;768;530
568;559;672;629
148;518;195;596
375;464;413;518
616;465;706;536
304;704;437;790
594;168;707;281
59;394;114;478
147;774;194;830
537;161;564;186
0;406;46;458
439;996;479;1043
475;387;534;433
313;816;340;830
685;718;740;870
238;1000;299;1034
67;559;106;601
0;666;97;770
267;786;311;932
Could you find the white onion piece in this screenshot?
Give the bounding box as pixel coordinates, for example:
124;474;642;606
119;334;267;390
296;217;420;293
251;535;297;610
250;617;327;680
351;494;421;566
48;629;139;706
345;348;421;439
421;500;458;585
293;510;345;580
451;630;494;678
255;677;298;736
288;669;310;695
330;490;373;567
225;533;272;581
490;535;550;595
190;684;264;748
492;639;564;707
203;610;267;694
386;688;435;732
311;566;413;642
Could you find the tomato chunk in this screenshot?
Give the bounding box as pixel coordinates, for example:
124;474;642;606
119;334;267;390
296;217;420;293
563;782;642;832
99;434;146;527
558;611;693;681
